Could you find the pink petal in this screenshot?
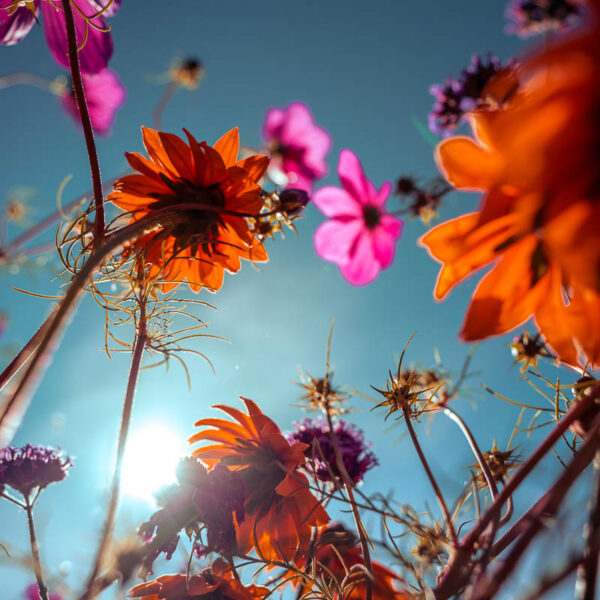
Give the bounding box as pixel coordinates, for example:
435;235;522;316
262;107;285;141
339;232;381;285
42;0;113;74
61;68;126;135
338;149;371;204
372;226;400;269
89;0;120;17
379;214;403;238
0;2;37;46
301;124;331;178
314;219;363;265
313;186;361;218
372;181;392;207
280;102;317;144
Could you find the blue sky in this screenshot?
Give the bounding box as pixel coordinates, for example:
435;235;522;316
0;1;584;598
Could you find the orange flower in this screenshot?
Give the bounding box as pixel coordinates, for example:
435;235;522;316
189;398;330;562
108;127;269;292
128;558;269;600
420;6;600;368
291;524;408;600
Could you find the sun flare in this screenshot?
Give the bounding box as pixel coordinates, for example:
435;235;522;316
120;423;186;503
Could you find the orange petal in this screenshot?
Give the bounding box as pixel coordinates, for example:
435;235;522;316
236;154;270;182
435;136;502;191
213;127;240;168
141;126;194;181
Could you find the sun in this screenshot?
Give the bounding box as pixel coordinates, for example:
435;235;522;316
120;423;186;503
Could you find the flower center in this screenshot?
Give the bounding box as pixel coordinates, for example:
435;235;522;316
362;205;381;229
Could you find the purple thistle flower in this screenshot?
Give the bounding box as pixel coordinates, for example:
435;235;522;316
505;0;583;37
428;54;511;137
0;444;72;498
287;418;378;485
0;0;120;74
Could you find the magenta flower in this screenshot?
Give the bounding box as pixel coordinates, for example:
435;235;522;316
262;101;331;193
0;0;119;74
313;150;403;286
60;68;126;135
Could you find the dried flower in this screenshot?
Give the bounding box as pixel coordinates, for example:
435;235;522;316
190;398;330;561
170;57;204;89
0;0;119;73
570;376;600;438
0;444;72;498
60;68;126;136
505;0;584;37
510;331;552;369
428;54;514;136
263;102;331;193
468;441;520;488
314;150;403;285
108;127;269;293
287;418;378;485
396;176;452;223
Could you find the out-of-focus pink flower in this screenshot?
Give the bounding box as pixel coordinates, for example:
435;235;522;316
262;102;331;193
0;0;119;74
313;150;402;286
60;68;126;135
25;582;62;600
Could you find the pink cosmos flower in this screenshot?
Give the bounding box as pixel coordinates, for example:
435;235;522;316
313;150;403;286
25;582;62;600
262;101;331;193
60;67;126;135
0;0;119;74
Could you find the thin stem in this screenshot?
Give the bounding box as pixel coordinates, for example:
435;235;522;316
81;300;148;600
325;411;373;600
469;418;600;600
153;81;179;129
442;406;498;501
403;408;459;548
435;386;600;599
25;497;49;600
0;72;58;93
60;0;105;244
575;451;600;600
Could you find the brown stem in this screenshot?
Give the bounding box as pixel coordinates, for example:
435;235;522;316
403;408;459;548
0;212;171;443
25;498;49;600
325;411;373;600
469;419;600;600
153;81;179;130
435;386;600;599
575;451;600;600
60;0;105;244
80;300;148;600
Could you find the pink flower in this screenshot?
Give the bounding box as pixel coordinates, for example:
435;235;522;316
60;68;126;135
0;0;119;74
313;150;403;286
262;101;331;193
25;583;62;600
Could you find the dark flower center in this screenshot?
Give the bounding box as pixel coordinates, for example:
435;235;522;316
362;205;381;229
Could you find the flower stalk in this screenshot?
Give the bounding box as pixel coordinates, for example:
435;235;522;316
25;496;49;600
60;0;105;244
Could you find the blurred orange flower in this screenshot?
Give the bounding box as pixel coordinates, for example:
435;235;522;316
189;398;330;561
108;127;269;292
128;558;269;600
420;6;600;368
291;524;408;600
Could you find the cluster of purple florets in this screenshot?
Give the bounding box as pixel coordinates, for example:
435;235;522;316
0;444;72;498
505;0;583;37
287;419;378;485
428;54;508;137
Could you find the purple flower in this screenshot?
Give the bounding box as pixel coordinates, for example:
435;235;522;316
313;149;403;286
279;188;310;216
25;583;62;600
0;444;72;498
505;0;583;37
287;418;378;485
429;54;511;137
263;102;331;193
60;68;126;136
0;0;120;74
